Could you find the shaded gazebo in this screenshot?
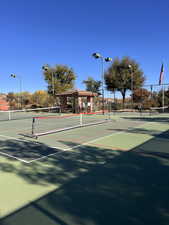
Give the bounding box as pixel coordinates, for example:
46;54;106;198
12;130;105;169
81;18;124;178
55;90;98;113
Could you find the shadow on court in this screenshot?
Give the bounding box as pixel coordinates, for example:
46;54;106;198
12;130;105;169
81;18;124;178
0;116;146;162
0;132;169;225
121;116;169;123
0;139;61;162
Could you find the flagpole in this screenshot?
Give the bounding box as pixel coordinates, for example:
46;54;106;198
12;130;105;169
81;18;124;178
162;84;165;113
159;63;164;113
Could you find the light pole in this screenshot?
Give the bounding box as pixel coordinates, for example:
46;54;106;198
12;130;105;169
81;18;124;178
42;65;55;96
92;53;112;114
11;74;22;109
128;64;134;110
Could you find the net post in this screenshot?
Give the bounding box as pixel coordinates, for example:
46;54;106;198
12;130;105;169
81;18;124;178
109;100;112;119
139;104;142;117
32;117;35;136
108;111;111;120
9;111;11;120
80;113;83;126
59;106;61;115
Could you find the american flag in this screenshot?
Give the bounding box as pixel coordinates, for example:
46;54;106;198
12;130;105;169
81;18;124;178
159;63;164;85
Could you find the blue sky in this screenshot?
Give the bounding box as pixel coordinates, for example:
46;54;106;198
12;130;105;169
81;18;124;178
0;0;169;94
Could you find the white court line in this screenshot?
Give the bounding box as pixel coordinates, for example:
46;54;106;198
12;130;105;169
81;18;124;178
0;121;149;164
63;131;124;151
27;131;124;163
27;148;70;163
0;134;41;145
27;120;155;164
0;134;50;163
0;118;114;142
0;151;29;163
0;134;29;142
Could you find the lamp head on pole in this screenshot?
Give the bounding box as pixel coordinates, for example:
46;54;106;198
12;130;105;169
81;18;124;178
42;65;49;71
92;52;101;59
105;57;112;62
11;74;16;78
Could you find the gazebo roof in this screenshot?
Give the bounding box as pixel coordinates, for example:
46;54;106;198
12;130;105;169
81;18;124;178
55;89;98;97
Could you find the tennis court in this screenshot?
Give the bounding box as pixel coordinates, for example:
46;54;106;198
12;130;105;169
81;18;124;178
0;110;146;163
0;111;169;225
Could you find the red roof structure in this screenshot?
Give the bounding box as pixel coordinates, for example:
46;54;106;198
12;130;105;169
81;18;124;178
55;90;98;97
0;95;9;110
55;90;98;113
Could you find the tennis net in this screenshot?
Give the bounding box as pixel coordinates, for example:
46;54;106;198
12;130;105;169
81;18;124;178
0;106;61;121
150;106;168;114
23;112;111;138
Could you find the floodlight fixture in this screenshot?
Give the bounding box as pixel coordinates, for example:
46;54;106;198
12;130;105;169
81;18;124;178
128;64;134;109
42;65;55;96
92;53;101;59
42;65;49;71
105;57;112;62
10;73;22;108
11;73;16;78
92;52;112;114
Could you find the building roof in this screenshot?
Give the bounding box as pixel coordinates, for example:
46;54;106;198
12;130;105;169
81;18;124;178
0;95;9;110
55;90;98;97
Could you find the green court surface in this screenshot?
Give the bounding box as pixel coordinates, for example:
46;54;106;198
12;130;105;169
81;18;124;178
0;113;169;225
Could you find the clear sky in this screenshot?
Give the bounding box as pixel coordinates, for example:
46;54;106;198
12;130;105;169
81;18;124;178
0;0;169;94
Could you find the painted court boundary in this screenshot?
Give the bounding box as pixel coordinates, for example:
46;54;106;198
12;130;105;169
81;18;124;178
0;121;165;164
30;121;160;163
0;134;44;163
0;131;124;163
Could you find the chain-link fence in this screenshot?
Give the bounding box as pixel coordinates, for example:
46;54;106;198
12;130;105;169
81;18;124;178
102;84;169;114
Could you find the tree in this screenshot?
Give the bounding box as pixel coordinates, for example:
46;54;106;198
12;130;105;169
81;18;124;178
21;91;32;107
6;92;18;109
31;90;54;107
6;92;16;103
104;57;145;107
158;88;169;107
133;88;150;102
42;64;76;95
83;77;101;95
133;88;157;109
